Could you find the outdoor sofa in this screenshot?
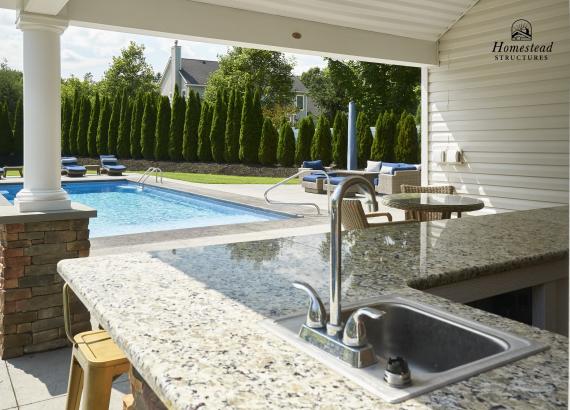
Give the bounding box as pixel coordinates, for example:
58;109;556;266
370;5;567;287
374;162;421;195
61;157;87;177
100;155;127;176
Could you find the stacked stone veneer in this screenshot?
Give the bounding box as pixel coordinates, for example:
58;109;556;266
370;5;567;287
0;218;92;359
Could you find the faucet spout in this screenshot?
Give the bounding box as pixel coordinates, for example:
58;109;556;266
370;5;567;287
327;176;378;337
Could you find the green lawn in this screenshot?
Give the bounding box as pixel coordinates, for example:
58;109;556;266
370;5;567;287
134;171;299;185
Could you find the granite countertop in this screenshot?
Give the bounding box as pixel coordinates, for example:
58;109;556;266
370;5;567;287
58;206;569;409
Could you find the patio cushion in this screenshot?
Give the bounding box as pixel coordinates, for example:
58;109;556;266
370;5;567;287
104;165;127;171
365;160;382;172
328;176;347;185
302;174;327;183
61;157;79;165
373;177;378;185
302;160;325;170
64;165;86;172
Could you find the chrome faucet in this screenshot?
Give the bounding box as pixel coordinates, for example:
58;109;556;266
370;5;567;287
293;176;384;368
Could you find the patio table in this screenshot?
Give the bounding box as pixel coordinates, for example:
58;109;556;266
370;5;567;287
381;193;484;221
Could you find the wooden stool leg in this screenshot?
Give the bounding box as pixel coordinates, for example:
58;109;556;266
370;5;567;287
81;366;115;410
66;354;84;410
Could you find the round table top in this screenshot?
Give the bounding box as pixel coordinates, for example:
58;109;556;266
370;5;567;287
380;193;485;213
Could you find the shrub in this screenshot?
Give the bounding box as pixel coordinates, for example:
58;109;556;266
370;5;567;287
370;112;383;161
356;112;372;168
87;94;100;157
209;90;227;162
117;90;132;158
332;111;348;168
311;114;332;165
294;116;314;165
224;89;240;163
61;97;72;155
395;113;419;163
0;102;13;155
140;93;157;159
239;88;259;163
68;89;81;154
154;95;171;160
129;94;143;159
96;97;111;155
258;118;278;165
277;121;295;166
12;97;23;159
182;90;200;161
197;102;213;161
76;96;91;157
168;85;185;160
107;93;121;154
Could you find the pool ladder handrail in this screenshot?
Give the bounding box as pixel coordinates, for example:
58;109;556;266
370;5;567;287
138;167;163;187
264;169;331;215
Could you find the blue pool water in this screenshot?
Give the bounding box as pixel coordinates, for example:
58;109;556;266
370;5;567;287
0;181;287;238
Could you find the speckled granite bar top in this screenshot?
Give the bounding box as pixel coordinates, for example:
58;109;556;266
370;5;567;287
58;206;569;409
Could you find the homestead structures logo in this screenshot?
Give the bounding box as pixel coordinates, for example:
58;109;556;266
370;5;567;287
492;19;553;61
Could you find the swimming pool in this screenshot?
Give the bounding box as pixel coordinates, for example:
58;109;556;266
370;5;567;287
0;181;287;238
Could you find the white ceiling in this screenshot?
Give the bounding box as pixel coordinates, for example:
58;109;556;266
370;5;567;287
189;0;478;41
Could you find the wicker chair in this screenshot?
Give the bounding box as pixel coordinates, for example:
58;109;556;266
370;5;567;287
400;184;458;221
341;199;394;229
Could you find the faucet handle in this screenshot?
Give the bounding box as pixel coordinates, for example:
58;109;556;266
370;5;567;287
293;281;327;329
342;307;385;347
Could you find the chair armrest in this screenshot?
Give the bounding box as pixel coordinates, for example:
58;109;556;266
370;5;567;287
365;212;393;221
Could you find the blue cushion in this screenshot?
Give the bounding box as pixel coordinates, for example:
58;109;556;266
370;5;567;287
373;177;378;185
328;176;347;185
394;166;417;172
302;174;326;183
104;165;126;171
381;162;400;168
61;158;79;165
302;160;324;171
64;165;86;172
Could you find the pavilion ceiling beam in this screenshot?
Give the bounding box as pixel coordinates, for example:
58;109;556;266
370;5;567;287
60;0;437;67
24;0;70;15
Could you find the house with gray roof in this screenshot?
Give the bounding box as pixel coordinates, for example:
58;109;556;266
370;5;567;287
159;41;319;123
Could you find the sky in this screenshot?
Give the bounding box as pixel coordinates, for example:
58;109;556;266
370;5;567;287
0;8;326;80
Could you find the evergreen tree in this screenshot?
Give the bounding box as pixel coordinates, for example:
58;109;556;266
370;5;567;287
332;111;348;168
129;94;143;159
76;96;91;157
239;88;258;163
154;95;171;160
394;113;419;163
371;111;396;162
87;94;100;157
168;85;185;160
258;118;278;165
311;114;332;165
107;93;121;154
0;103;13;155
96;97;111;155
12;97;23;159
252;88;263;143
294;116;314;165
197;102;213;161
277;121;295;166
356;112;372;167
61;97;72;155
117;90;132;157
141;93;157;159
182;90;200;161
370;112;383;161
210;90;227;162
69;89;81;154
224;89;239;163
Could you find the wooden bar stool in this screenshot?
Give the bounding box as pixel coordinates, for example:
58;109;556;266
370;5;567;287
63;283;130;410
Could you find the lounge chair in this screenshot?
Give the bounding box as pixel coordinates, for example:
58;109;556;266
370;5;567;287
100;155;127;176
298;160;331;194
341;199;397;230
61;157;87;177
400;184;457;221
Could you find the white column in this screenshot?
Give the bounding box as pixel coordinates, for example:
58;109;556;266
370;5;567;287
14;14;71;212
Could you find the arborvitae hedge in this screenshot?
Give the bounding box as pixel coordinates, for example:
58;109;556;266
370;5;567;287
117;91;132;158
182;90;200;161
239;88;257;163
395;113;419;163
87;94;100;157
12;97;23;159
141;94;157;159
252;89;263;152
69;89;81;155
258;118;278;165
370;112;383;161
224;89;240;163
311;114;332;165
209;90;226;163
129;94;143;159
197;102;213;161
97;97;111;155
154;95;171;160
379;111;396;162
356;112;372;168
277;121;295;166
61;97;72;156
332;111;348;168
76;96;91;157
294;116;314;165
107;93;121;155
0;103;12;155
168;86;185;161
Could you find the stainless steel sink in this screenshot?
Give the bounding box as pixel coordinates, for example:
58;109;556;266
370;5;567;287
261;295;547;403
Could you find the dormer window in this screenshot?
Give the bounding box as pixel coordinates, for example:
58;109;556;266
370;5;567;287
296;95;304;110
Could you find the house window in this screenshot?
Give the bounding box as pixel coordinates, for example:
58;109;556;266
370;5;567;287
296;95;304;110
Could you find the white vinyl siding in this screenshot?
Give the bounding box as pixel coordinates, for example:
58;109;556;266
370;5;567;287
426;0;569;214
